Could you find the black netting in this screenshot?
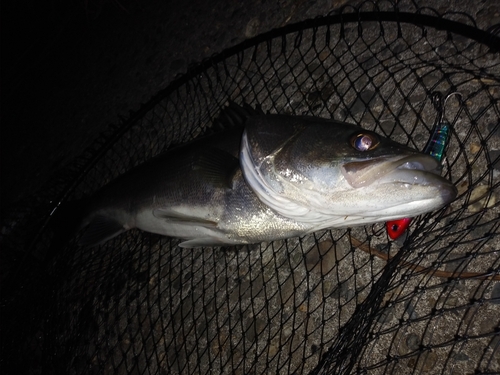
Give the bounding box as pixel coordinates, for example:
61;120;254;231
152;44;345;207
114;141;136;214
1;2;500;374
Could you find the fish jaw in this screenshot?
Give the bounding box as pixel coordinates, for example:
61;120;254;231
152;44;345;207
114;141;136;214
341;154;441;188
340;153;457;216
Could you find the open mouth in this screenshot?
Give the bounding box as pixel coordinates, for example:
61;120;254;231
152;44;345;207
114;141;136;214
341;154;442;188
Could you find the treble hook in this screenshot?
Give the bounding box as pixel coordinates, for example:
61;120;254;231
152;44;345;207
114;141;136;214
431;91;462;125
423;91;462;159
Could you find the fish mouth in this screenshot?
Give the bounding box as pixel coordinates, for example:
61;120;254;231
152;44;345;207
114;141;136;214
341;154;448;189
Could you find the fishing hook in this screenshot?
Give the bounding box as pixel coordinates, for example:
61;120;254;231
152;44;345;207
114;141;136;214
431;91;463;125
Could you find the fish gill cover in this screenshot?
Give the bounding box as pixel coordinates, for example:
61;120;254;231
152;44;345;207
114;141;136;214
1;1;499;374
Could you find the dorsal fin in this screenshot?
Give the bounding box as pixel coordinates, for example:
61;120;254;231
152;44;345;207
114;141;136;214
212;101;265;132
193;148;239;188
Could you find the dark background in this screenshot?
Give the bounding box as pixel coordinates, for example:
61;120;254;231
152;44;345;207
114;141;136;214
1;0;338;211
1;0;497;211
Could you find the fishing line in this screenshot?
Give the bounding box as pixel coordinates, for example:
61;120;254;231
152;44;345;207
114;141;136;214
351;235;500;281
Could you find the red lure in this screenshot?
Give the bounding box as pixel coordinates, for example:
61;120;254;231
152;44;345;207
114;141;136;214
386;218;412;240
386;92;459;240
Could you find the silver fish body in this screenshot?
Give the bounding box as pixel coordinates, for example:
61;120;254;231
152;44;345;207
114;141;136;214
79;106;457;247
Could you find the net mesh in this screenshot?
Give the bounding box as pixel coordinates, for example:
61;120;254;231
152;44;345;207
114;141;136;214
1;2;499;375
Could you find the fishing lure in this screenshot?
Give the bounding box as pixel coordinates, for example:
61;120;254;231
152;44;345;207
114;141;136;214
386;92;461;240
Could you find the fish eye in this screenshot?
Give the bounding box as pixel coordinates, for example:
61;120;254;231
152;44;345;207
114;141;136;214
351;133;379;151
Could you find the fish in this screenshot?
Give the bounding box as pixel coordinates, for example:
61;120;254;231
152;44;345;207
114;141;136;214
74;103;457;248
386;92;460;240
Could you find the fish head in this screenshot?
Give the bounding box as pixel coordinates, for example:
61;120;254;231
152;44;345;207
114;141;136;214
240;114;457;228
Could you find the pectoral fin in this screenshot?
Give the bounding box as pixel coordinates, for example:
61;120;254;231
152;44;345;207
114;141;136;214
178;238;226;248
153;208;218;227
